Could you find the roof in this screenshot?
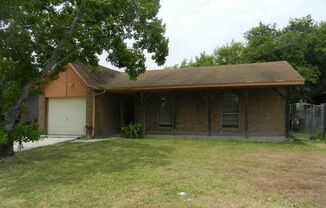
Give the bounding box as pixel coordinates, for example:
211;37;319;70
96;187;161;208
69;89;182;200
69;61;305;92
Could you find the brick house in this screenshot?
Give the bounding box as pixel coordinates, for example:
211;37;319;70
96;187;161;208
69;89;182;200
38;61;304;141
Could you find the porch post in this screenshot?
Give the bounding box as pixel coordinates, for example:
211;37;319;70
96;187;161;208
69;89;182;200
120;98;124;129
140;92;146;135
207;91;211;136
285;88;290;138
244;89;249;138
172;93;176;135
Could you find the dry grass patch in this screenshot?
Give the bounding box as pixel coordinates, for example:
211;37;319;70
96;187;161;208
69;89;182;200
253;152;326;208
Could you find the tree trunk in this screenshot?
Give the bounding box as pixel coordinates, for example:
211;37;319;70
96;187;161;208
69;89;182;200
0;140;14;158
0;0;86;158
0;82;34;158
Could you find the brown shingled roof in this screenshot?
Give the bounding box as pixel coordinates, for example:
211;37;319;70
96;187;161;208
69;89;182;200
70;61;305;92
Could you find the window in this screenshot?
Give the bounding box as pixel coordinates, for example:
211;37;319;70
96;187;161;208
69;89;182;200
159;98;172;127
221;94;239;128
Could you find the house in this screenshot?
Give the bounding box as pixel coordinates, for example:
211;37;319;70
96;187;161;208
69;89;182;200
38;61;305;141
22;96;39;124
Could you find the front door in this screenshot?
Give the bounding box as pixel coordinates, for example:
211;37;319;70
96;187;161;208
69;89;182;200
121;97;135;126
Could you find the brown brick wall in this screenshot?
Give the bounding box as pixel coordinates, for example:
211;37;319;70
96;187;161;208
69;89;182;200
94;93;121;137
142;88;286;137
38;87;286;138
38;95;47;133
175;92;207;135
248;88;285;136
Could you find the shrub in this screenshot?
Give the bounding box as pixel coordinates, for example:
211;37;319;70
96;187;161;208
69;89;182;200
0;123;44;151
0;128;8;147
121;122;143;139
11;123;44;142
310;131;326;141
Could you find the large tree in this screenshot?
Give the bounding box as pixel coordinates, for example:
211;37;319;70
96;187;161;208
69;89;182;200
0;0;169;157
180;15;326;102
244;16;324;101
179;41;246;68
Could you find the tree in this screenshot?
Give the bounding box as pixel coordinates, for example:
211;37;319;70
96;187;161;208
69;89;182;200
179;15;326;103
179;41;246;67
213;41;246;65
244;22;280;62
244;15;325;101
0;0;169;157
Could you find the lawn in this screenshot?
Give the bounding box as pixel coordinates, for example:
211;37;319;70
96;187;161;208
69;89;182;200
0;138;326;208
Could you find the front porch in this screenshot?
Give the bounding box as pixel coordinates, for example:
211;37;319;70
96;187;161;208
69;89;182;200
91;87;289;140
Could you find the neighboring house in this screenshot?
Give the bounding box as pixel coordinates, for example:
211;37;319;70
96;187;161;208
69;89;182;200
38;61;304;140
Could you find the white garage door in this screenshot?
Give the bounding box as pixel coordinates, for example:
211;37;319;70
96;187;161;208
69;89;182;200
48;98;86;135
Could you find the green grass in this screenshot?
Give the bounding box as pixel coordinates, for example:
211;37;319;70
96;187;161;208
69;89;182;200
0;138;326;208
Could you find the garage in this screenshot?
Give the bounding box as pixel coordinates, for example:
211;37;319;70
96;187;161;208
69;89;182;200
48;97;86;135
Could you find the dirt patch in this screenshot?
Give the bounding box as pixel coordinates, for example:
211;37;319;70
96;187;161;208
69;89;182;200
253;152;326;208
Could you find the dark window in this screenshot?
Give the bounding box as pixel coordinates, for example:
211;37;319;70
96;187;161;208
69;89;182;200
159;98;172;127
221;94;239;128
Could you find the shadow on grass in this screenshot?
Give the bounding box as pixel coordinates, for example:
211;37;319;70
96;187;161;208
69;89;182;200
0;139;174;196
292;138;308;145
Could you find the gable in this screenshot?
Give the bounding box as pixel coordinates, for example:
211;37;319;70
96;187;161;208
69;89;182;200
43;65;88;98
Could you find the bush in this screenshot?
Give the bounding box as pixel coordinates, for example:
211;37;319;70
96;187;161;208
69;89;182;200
11;123;44;143
310;131;326;141
0;123;44;151
0;128;8;147
121;122;143;139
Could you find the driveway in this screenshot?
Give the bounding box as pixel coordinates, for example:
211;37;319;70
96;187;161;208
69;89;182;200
14;137;78;152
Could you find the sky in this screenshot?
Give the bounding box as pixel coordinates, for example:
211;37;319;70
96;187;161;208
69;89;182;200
99;0;326;71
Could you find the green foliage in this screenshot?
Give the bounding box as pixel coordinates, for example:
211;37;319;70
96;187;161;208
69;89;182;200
121;122;143;139
179;15;326;102
310;131;326;141
296;66;320;84
179;41;246;68
10;123;44;143
0;0;168;152
0;123;43;149
190;52;217;67
0;127;8;147
244;22;280;62
0;0;168;80
214;41;247;65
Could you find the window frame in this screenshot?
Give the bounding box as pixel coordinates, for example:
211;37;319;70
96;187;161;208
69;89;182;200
158;97;173;128
220;93;240;129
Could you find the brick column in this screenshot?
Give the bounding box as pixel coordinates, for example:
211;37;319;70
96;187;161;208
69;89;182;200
38;95;47;133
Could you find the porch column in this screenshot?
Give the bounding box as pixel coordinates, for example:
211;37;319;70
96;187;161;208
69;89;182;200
206;91;211;136
244;90;249;138
285;88;290;138
140;92;146;135
172;93;177;135
120;99;124;129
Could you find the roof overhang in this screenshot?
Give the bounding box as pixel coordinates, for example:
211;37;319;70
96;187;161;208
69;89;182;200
104;80;305;93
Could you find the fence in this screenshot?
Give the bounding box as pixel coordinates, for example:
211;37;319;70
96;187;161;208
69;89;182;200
290;103;326;136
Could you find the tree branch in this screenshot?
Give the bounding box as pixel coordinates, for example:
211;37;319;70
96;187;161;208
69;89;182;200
5;0;86;133
43;0;86;75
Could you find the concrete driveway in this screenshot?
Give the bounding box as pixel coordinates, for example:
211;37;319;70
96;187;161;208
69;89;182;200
14;137;78;152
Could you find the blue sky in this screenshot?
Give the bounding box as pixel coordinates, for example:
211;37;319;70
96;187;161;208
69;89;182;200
99;0;326;70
